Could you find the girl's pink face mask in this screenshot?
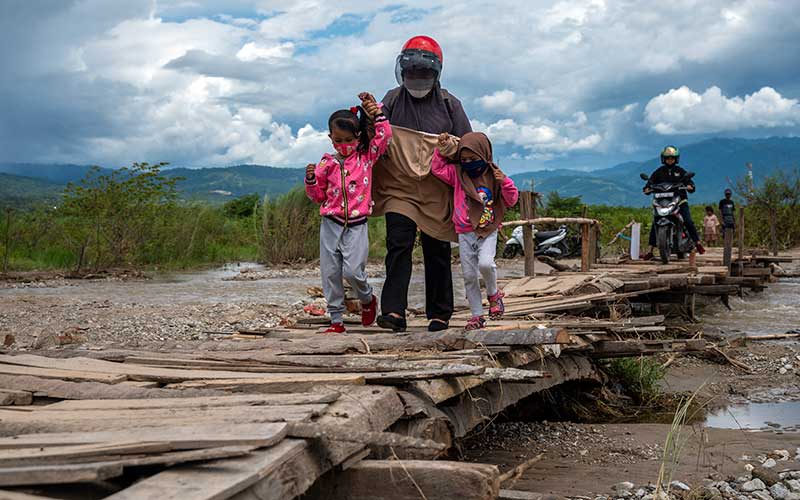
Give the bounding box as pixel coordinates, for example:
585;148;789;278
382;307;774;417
334;141;358;157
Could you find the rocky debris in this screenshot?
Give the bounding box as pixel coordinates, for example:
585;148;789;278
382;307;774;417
463;421;661;466
594;451;800;500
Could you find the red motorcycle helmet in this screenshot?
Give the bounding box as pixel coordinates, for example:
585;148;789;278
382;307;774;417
395;36;443;97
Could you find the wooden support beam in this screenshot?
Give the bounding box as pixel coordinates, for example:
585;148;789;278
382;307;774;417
590;339;706;358
581;223;591;272
435;355;598;437
519;191;535;277
737;206;745;277
723;227;734;269
303;460;500;500
504;217;599;227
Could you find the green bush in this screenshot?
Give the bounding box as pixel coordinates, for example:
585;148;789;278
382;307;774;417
604;357;666;405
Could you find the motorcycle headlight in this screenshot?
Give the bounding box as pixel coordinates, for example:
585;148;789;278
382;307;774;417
656;206;673;216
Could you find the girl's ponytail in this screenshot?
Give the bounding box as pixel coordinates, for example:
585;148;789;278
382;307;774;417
328;106;370;153
353;105;370;153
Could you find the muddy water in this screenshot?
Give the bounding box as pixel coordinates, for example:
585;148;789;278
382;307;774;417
701;278;800;336
704;401;800;430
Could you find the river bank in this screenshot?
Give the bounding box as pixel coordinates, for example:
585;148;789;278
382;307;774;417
0;256;798;499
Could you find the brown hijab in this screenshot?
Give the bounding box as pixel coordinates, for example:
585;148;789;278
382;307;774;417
456;132;506;237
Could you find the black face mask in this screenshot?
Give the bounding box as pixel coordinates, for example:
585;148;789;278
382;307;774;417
461;159;488;178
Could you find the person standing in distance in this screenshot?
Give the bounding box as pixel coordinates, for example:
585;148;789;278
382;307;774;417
376;36;472;333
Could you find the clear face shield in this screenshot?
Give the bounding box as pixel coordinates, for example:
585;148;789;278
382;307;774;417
395;49;441;98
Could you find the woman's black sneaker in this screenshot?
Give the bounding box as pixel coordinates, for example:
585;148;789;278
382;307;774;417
377;314;406;332
427;319;449;332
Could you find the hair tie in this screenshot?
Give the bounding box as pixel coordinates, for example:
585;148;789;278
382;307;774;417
350;106;359;114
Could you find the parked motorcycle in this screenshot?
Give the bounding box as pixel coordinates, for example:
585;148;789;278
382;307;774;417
640;171;695;264
502;225;577;259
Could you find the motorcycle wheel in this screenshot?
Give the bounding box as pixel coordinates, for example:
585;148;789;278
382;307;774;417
556;240;570;260
656;225;671;264
502;245;518;259
676;252;685;260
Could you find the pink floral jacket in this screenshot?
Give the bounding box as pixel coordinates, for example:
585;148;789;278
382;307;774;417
305;116;392;225
431;149;519;234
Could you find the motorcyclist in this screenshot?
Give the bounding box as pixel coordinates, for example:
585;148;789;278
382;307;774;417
642;146;705;260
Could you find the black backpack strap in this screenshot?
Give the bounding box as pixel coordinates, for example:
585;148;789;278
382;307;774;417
440;88;454;120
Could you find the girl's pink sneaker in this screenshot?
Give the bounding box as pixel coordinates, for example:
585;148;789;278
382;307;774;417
488;290;505;319
465;316;486;331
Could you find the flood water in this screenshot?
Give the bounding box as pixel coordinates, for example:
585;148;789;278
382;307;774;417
701;278;800;336
704;402;800;431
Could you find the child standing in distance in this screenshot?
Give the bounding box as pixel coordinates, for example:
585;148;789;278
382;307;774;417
703;206;720;246
431;132;519;331
305;93;392;334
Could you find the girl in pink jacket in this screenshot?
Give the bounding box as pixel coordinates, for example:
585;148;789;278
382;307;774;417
305;93;392;333
431;132;519;331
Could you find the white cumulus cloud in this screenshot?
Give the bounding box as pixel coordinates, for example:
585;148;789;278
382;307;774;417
644;86;800;134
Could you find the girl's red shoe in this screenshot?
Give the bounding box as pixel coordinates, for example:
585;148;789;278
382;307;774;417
322;323;346;334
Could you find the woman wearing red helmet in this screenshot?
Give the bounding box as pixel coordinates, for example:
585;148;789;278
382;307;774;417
372;36;472;333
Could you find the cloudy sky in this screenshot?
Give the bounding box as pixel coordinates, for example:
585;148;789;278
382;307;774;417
2;0;799;173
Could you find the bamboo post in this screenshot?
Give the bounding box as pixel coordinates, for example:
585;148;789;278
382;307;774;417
581;223;591;272
737;206;745;277
723;226;733;269
519;191;535;276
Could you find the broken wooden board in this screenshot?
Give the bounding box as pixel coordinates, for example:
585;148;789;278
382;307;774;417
112;386;405;500
0;462;123;487
302;460;500;500
501;275;590;298
465;328;569;346
105;439;306;500
0;363;126;384
0;389;32;406
165;374;365;393
0;355;358;384
0;447;255;488
0;405;326;436
35;392;340;411
361;365;485;384
0;423;287;451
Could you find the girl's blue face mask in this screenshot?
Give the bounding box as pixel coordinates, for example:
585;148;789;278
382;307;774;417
461;159;488;178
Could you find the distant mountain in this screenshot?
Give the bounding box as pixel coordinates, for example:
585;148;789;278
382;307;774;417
0;162;306;205
3;136;799;208
163;165;305;202
0;173;63;207
512;137;800;206
0;163;114;184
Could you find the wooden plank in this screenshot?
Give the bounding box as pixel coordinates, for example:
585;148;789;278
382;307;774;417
0;354;354;384
0;374;227;400
104;439;307;500
0;389;32;405
0;441;173;467
119;387;405;500
465;328;569;346
0;423;287;450
165;374;364;393
409;376;486;404
38;391;340;411
0;405;324;436
0;462;123;487
362;365;485;384
303;460;500;500
0;363;126;384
